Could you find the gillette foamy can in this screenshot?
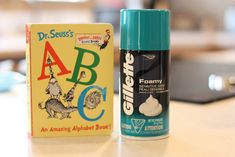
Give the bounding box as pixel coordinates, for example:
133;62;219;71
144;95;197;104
120;9;170;139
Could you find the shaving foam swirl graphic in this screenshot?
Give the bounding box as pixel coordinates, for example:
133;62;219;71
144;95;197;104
139;95;162;117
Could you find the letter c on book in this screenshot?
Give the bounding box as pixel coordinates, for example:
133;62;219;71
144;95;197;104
77;85;106;121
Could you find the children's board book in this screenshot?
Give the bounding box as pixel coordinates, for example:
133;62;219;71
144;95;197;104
26;24;113;137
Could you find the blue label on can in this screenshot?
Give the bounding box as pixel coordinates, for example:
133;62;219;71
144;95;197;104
120;50;169;137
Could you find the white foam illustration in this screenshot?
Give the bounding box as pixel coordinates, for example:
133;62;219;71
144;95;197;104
139;95;162;117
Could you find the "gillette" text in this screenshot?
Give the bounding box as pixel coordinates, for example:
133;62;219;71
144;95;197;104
122;52;134;115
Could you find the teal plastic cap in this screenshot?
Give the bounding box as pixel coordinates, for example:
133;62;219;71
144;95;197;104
120;9;170;51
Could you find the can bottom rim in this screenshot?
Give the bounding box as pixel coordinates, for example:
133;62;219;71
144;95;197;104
121;134;169;141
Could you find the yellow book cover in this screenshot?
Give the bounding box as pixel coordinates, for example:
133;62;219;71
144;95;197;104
26;24;113;137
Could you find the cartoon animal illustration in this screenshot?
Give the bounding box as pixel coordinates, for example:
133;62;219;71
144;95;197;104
99;29;110;50
63;71;86;108
45;56;62;99
45;77;62;99
84;90;102;109
40;56;102;120
38;98;77;120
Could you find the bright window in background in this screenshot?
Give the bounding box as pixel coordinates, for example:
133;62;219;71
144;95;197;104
0;0;93;37
0;0;126;37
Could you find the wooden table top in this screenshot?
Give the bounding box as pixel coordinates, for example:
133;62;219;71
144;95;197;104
0;84;235;157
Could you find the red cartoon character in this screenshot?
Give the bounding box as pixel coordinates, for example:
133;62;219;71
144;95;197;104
99;29;111;50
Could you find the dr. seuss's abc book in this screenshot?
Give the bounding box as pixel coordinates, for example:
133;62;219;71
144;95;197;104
26;24;113;137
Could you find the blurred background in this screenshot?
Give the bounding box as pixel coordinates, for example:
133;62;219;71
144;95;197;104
1;0;235;102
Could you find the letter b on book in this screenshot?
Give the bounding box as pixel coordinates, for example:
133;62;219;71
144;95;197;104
67;47;100;85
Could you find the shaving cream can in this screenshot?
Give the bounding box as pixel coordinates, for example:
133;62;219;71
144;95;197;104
120;9;170;140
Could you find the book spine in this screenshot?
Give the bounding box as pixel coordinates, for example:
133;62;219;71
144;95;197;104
26;24;33;137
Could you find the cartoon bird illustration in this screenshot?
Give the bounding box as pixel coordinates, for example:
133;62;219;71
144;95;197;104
45;56;62;99
99;29;110;50
45;76;62;99
63;71;86;108
63;86;75;108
